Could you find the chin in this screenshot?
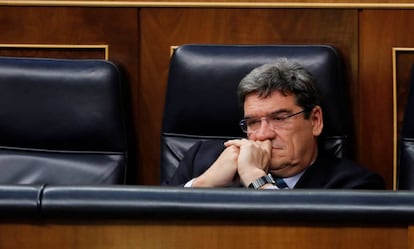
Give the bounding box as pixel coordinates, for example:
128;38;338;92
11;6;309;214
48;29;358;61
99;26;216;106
270;161;288;171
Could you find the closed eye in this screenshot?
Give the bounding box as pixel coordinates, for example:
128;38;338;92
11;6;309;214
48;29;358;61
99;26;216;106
246;119;261;126
269;113;288;121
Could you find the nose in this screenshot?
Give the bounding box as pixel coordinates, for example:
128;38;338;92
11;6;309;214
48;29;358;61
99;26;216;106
251;118;277;141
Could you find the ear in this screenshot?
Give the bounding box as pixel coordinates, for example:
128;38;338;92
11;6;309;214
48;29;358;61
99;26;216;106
311;106;323;136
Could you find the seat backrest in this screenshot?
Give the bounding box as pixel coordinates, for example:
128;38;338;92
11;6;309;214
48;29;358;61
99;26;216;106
398;65;414;190
0;57;130;184
161;44;351;184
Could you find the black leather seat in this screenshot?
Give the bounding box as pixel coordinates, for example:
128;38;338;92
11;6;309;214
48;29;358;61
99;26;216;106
160;44;351;184
0;57;130;184
0;184;44;218
38;185;414;223
397;66;414;190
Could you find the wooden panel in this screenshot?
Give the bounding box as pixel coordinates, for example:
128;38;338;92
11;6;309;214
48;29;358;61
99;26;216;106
0;45;107;59
1;6;407;188
410;225;414;249
2;0;414;6
359;10;414;189
0;220;407;249
0;6;140;184
140;8;358;185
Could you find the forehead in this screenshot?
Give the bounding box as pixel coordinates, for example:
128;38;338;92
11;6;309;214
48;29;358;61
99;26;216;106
243;91;298;116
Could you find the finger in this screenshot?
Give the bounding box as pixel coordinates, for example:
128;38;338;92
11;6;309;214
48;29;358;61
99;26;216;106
259;140;272;153
224;138;247;147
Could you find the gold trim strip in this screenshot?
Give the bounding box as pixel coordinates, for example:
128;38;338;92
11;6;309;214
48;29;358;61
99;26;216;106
1;1;414;9
0;44;109;60
392;47;398;191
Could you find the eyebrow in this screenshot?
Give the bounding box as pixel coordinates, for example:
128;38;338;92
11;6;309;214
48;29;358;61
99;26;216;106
244;108;292;119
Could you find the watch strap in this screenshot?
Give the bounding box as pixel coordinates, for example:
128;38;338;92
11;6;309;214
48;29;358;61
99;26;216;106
248;173;276;189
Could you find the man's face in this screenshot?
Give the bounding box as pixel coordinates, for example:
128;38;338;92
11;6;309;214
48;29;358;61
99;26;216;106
243;91;323;177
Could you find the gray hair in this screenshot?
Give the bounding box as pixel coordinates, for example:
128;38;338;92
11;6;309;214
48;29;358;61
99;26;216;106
238;58;320;118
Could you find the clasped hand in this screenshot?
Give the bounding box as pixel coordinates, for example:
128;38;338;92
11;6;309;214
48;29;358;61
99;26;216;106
192;139;272;187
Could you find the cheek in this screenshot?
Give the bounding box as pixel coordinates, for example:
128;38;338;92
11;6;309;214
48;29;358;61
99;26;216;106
271;131;293;155
270;123;315;165
292;127;315;151
280;126;312;153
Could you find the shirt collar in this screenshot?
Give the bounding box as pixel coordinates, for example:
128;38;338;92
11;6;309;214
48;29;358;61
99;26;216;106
281;157;315;189
282;170;306;189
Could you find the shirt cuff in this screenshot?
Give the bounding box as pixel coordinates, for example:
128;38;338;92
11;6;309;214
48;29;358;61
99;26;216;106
262;185;279;189
184;178;194;187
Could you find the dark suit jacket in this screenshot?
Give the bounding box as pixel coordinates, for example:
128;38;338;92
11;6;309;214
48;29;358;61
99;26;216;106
165;140;386;189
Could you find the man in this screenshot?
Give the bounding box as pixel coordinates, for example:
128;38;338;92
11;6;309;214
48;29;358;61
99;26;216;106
165;59;385;189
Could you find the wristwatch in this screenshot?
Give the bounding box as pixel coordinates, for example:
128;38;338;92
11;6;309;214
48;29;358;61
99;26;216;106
248;173;276;189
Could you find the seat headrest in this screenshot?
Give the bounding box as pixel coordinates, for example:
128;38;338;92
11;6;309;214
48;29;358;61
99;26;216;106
0;57;126;151
163;44;349;138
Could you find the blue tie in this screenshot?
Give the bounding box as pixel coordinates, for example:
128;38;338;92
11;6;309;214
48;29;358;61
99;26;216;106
275;178;289;189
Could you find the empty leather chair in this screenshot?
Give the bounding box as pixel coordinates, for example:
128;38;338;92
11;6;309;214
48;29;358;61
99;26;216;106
160;44;351;184
398;65;414;190
0;57;130;184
